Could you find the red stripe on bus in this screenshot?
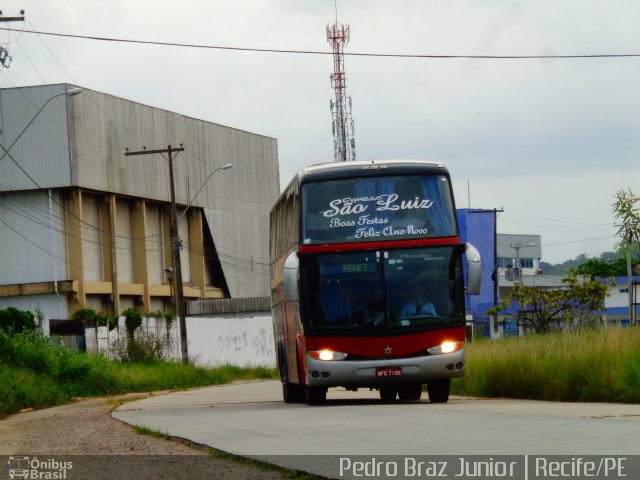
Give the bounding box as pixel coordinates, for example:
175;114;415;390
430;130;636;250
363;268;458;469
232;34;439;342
305;327;466;358
299;236;461;254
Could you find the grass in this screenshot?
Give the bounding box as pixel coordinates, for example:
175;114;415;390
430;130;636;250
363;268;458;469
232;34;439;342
109;361;275;392
134;425;172;440
3;326;638;418
0;330;277;418
452;326;640;403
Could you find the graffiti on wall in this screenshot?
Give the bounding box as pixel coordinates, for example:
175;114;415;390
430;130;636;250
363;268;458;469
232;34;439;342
217;328;274;359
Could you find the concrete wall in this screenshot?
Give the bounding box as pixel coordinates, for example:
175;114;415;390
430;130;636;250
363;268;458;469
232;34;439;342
83;311;276;368
187;314;275;368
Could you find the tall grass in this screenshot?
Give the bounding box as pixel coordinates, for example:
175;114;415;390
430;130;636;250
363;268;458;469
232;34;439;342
452;327;640;403
109;362;276;392
0;330;277;418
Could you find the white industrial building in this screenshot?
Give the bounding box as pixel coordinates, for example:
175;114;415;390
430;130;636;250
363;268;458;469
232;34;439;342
0;84;279;325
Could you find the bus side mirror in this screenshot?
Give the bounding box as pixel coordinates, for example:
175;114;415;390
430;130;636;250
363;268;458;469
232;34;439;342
465;243;482;295
284;252;300;302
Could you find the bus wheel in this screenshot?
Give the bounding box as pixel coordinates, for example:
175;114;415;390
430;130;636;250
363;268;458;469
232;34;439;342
306;386;327;405
398;383;422;401
427;379;451;403
283;381;305;404
379;387;397;402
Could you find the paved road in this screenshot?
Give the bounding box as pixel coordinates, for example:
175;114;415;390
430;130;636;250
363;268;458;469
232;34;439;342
113;381;640;478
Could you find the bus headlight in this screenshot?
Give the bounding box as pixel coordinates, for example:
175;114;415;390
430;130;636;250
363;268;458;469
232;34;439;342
309;350;348;361
427;341;464;355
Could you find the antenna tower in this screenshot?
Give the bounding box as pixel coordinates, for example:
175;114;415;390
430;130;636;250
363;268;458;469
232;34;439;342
327;18;355;162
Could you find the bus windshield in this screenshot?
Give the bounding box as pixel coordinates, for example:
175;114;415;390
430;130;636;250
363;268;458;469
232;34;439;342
299;246;465;336
301;174;457;244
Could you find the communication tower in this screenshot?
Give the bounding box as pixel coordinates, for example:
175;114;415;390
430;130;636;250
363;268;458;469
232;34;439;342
327;21;356;162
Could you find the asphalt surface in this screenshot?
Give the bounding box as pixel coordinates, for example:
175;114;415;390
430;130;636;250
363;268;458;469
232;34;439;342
113;381;640;479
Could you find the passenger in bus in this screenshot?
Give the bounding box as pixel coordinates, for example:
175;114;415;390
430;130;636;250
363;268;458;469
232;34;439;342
399;284;437;318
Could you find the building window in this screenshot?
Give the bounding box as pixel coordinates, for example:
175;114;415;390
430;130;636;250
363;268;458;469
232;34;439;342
498;257;512;268
520;258;533;269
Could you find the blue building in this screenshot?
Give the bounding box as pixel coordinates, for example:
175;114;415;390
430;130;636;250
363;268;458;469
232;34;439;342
457;208;496;337
457;209;639;334
598;275;640;326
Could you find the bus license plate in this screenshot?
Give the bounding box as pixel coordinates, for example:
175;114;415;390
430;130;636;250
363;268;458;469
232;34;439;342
376;367;402;378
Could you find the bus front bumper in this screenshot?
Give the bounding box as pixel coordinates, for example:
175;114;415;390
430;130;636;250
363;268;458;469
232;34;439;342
305;348;465;388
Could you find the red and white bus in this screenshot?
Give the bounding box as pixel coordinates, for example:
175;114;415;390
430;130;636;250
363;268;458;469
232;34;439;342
270;160;481;405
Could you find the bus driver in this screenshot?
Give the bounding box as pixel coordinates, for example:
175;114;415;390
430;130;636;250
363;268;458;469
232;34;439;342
400;284;437;318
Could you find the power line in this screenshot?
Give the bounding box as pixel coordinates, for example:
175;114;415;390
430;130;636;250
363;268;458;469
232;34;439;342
541;235;617;248
505;208;612;227
2;26;640;60
500;216;613;233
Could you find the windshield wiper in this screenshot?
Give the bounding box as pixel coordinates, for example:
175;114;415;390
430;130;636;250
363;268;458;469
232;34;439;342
350;323;373;333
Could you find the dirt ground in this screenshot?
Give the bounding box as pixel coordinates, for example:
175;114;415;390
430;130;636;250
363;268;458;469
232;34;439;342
0;393;295;480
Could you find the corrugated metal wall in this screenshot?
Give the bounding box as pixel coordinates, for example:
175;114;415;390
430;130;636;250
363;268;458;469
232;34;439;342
145;203;166;285
81;193;103;282
188;296;271;315
0;190;67;284
0;85;72;190
70;86;279;297
69;88;280;297
1;84;279;299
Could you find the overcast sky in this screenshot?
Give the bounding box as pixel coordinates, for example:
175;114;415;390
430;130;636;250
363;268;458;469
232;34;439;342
1;0;638;264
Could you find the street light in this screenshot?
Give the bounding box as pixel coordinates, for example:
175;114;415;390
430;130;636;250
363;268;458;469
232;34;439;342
510;242;536;287
125;149;232;362
0;87;82;164
177;162;232;223
170;162;232;362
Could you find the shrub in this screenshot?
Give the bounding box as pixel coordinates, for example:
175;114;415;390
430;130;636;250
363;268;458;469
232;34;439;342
0;307;36;334
116;334;168;363
0;330;61;375
122;308;143;341
71;308;100;325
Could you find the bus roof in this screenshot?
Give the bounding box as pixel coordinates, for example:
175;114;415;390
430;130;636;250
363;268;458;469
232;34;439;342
299;159;449;182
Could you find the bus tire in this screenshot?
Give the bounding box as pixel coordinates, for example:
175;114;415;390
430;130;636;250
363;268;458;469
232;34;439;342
278;342;304;403
306;386;327;405
283;381;305;404
379;387;397;402
398;383;422;401
427;379;451;403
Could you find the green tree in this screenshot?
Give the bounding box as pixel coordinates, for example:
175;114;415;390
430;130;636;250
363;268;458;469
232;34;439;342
486;273;609;333
613;188;640;256
613;188;640;325
574;256;634;279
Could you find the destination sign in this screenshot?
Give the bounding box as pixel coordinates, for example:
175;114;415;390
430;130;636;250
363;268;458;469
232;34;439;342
302;175;457;244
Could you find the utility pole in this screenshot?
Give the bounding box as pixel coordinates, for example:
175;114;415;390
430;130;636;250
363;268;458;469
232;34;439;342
0;10;24;22
0;10;25;69
125;145;189;362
